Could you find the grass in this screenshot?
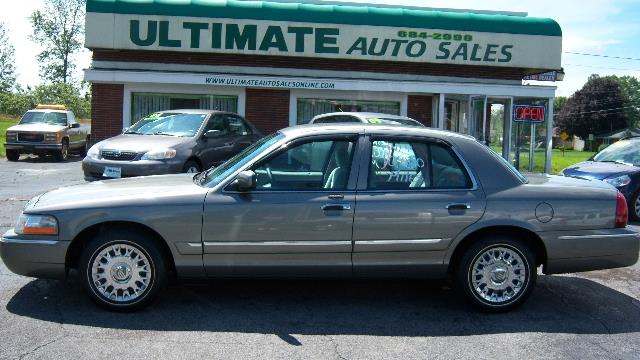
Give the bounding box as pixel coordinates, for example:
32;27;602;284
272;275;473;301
0;116;19;158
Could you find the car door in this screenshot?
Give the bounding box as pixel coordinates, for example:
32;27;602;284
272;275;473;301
198;114;237;167
352;135;486;276
201;134;359;277
226;115;256;154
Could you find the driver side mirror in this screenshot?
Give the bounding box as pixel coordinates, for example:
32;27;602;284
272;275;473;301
70;123;80;128
235;170;256;191
204;129;222;139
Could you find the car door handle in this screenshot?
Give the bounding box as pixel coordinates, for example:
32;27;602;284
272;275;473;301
321;203;351;211
445;203;471;210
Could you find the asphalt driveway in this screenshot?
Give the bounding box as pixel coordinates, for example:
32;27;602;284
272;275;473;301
0;157;639;360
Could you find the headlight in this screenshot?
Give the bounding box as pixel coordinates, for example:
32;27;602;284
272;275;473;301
603;174;631;187
15;213;58;235
87;144;100;159
141;148;177;160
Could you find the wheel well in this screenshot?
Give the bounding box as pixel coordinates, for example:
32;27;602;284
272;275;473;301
65;221;177;276
62;137;69;144
186;156;202;169
447;226;547;274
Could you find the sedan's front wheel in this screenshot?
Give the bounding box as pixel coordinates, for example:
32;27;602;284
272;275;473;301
456;236;536;312
79;229;167;311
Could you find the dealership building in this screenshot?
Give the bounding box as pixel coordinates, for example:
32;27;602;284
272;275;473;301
84;0;562;172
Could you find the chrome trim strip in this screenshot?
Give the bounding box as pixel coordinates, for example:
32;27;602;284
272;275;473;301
0;237;59;245
558;233;638;240
355;239;444;245
203;240;352;246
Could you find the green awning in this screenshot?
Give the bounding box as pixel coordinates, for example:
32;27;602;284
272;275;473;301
87;0;562;36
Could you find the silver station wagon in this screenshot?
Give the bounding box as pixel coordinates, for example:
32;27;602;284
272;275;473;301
1;124;638;312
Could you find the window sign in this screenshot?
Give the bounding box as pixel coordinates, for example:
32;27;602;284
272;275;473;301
513;105;546;123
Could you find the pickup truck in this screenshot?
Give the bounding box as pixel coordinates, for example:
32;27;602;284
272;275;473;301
4;105;91;161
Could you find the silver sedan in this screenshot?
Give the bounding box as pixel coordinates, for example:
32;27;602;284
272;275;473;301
1;124;638;312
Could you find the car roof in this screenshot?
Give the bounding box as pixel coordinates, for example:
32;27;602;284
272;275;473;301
311;112;415;120
156;109;237;115
278;123;476;141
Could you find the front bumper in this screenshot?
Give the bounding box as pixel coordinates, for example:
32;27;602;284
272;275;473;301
0;229;69;279
4;142;62;152
82;156;185;181
542;227;640;274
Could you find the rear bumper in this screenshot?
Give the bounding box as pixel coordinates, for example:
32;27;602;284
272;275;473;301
4;142;62;151
542;227;640;274
0;230;69;280
82;157;185;181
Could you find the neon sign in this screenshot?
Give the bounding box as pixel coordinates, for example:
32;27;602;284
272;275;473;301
513;105;546;123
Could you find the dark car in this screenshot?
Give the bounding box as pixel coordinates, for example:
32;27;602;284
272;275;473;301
82;110;262;180
562;137;640;220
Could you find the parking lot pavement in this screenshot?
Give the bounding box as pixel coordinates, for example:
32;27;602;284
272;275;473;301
1;158;639;360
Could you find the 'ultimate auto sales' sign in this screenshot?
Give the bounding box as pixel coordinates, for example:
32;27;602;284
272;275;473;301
513;105;546;123
85;13;562;69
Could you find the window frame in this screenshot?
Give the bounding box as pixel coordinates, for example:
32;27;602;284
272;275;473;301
223;134;361;193
357;135;478;192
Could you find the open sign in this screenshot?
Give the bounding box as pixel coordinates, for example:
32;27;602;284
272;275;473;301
513;105;546;123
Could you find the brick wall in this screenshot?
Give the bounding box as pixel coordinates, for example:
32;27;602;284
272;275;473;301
245;88;290;134
407;95;433;127
93;50;528;81
91;83;124;143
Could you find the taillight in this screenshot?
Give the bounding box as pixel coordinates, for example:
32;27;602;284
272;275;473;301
615;191;628;228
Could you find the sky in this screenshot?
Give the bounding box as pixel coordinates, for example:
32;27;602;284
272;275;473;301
1;0;639;97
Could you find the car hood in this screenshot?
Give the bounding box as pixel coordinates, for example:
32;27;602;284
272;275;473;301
95;134;192;152
26;174;208;212
561;161;640;180
8;123;66;132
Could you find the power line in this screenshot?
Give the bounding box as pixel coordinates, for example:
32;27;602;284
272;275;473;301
564;51;640;61
563;63;640;72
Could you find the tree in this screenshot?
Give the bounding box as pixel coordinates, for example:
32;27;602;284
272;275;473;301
30;0;86;84
0;22;17;92
556;75;628;139
607;75;640;128
553;96;567;115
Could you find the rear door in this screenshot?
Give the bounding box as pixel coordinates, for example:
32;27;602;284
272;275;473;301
352;135;486;276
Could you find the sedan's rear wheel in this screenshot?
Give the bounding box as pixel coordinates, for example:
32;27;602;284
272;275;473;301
456;236;536;312
79;229;167;311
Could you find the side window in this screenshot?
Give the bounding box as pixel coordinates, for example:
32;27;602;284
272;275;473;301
204;115;228;135
368;140;471;190
253;139;354;190
228;116;251;135
313;116;337;124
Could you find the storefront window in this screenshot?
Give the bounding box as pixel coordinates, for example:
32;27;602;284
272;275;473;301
296;98;400;125
131;93;238;124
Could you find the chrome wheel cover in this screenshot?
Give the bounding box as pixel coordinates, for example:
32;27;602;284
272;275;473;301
634;195;640;218
470;246;527;304
91;243;152;303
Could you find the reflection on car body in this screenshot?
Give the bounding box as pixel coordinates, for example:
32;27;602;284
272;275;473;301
1;124;638;312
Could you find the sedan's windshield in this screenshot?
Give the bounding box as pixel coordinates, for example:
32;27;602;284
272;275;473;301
19;111;67;126
127;112;207;137
200;133;284;187
593;140;640;166
366;117;424;127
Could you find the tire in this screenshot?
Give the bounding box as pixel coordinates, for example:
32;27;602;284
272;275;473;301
629;190;640;222
6;149;19;161
182;160;201;173
54;139;69;162
79;228;167;312
456;236;536;312
80;136;90;157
